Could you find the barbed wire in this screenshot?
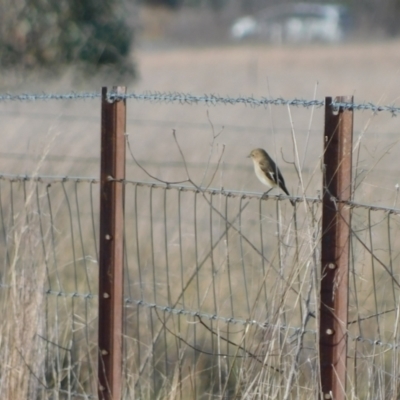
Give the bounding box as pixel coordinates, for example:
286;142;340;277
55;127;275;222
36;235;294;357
333;100;400;115
2;281;398;352
0;92;101;102
126;298;400;350
0;91;400;115
113;92;325;108
350;334;400;350
125;296;314;336
6;281;297;333
48;388;97;399
42;289;400;351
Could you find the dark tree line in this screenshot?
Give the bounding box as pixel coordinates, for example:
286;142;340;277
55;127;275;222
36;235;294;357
0;0;135;78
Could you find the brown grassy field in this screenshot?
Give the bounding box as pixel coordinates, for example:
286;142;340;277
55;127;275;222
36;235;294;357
1;40;400;201
1;40;400;398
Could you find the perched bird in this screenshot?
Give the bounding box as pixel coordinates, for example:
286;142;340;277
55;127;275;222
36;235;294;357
248;148;295;205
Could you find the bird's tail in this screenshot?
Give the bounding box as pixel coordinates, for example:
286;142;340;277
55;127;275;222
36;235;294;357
280;183;295;206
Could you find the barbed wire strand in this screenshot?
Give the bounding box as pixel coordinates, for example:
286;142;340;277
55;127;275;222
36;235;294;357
0;91;399;115
0;279;398;352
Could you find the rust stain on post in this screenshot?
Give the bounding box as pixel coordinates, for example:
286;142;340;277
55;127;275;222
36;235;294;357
98;86;126;400
320;96;353;400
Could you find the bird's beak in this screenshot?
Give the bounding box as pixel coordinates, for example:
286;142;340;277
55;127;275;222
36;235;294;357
246;154;251;158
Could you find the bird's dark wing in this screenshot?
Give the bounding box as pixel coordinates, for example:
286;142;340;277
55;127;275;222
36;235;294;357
259;157;279;185
260;152;294;205
273;166;288;193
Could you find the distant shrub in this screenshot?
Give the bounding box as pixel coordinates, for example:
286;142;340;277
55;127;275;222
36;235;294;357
0;0;136;79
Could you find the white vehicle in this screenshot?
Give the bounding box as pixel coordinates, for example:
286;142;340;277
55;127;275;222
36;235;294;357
230;3;351;43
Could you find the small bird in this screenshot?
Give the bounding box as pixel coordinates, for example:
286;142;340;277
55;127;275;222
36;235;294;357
248;148;295;205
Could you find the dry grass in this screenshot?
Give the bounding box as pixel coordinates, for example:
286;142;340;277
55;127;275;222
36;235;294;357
0;40;400;398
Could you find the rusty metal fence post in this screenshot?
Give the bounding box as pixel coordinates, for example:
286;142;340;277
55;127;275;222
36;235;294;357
98;86;127;400
320;96;354;400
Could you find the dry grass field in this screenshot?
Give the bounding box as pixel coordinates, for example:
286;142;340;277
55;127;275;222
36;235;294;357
1;40;400;398
1;40;400;200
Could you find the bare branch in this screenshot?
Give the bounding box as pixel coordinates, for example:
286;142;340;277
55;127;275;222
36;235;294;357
126;133;189;185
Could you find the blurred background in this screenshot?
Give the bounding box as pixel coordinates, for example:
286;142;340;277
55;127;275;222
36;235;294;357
1;0;400;203
1;2;400;397
1;0;400;88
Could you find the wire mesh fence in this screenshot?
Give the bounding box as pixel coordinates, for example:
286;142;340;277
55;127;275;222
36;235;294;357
0;175;99;398
0;89;400;399
122;180;320;398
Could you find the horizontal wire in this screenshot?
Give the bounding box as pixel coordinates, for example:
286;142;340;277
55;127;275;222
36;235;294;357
0;173;99;184
2;281;308;335
49;388;97;399
1;173;399;214
118;178;318;204
126;298;400;350
45;289;96;299
0;92;101;102
125;296;313;335
349;334;400;350
2;283;398;351
0;91;399;115
112;92;324;108
147;300;400;350
0;282;96;299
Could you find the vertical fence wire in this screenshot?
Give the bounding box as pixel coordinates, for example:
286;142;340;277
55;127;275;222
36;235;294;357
0;177;99;398
1;91;400;399
0;177;398;398
122;181;321;398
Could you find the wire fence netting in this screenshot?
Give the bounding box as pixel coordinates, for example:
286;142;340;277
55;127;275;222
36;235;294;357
0;91;400;399
1;174;400;398
0;176;98;398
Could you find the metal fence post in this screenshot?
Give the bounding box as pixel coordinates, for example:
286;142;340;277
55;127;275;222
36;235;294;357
320;96;353;400
98;86;126;400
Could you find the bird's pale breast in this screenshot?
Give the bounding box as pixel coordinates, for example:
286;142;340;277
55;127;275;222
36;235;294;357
253;161;277;189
